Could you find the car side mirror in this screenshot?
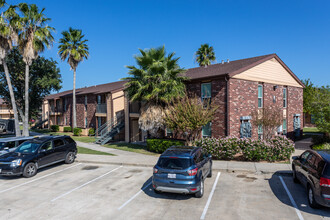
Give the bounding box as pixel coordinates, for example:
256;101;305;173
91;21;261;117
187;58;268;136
40;149;46;153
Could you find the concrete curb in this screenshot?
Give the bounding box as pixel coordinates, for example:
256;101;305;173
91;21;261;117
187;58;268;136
76;159;293;175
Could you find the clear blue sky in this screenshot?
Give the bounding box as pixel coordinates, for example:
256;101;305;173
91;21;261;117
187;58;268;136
13;0;330;92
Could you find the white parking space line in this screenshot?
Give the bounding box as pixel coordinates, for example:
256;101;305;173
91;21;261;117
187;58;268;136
200;172;221;220
279;176;304;220
51;165;123;202
0;163;82;194
118;181;152;210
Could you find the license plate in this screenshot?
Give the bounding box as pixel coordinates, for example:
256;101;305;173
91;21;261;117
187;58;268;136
168;173;176;178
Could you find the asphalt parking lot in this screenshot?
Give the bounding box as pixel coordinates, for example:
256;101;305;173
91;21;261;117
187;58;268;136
0;162;329;220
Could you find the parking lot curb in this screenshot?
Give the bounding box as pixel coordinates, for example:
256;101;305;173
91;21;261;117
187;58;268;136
76;159;293;175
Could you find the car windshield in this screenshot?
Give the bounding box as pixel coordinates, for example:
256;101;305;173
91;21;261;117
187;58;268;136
157;157;192;170
15;141;40;154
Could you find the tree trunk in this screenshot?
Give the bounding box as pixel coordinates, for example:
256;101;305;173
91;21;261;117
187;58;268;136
2;60;21;137
73;69;77;128
23;64;29;136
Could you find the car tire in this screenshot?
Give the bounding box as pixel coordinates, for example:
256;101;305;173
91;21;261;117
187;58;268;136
195;180;204;198
207;165;212;178
307;185;320;209
23;162;37;178
292;166;299;183
65;152;75;164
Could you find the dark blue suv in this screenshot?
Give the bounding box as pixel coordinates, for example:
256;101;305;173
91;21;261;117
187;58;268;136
152;146;212;198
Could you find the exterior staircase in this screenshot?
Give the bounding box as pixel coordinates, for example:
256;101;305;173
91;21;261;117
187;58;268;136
95;113;124;145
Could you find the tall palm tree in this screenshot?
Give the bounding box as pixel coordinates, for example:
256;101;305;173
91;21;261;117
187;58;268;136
18;3;54;136
58;28;89;128
122;46;186;136
0;2;21;136
195;43;216;67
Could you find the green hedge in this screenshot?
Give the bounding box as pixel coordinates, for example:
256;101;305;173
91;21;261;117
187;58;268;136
146;139;185;153
89;128;95;136
50;125;59;132
73;128;82;136
63;127;72;132
194;136;294;162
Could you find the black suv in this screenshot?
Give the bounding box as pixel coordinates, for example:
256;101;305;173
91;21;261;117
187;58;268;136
292;150;330;208
152;146;212;198
0;136;77;178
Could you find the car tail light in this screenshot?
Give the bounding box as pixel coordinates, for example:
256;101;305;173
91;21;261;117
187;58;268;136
153;167;158;174
188;168;198;176
191;188;197;191
320;177;330;187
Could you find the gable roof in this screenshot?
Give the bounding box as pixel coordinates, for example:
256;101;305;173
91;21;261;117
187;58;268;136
46;80;126;100
185;53;304;87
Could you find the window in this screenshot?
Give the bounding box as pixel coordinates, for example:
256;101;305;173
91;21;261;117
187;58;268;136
85;95;88;111
64;137;75;144
283;87;287;108
64;117;67;125
258;85;263;108
165;128;173;137
201;83;211;106
202;122;212;137
283;119;287;135
64;98;67;111
85;117;88;128
53;139;65;148
40;141;53;152
258;125;263;140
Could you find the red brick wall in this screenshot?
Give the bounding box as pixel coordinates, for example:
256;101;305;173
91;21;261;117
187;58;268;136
186;78;227;138
228;78;303;139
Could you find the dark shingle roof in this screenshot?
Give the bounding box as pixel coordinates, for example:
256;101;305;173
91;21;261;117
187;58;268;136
46;81;126;100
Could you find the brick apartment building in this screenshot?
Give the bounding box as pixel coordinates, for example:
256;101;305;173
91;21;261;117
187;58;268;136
0;98;13;119
44;53;304;143
43;81;126;140
125;54;304;142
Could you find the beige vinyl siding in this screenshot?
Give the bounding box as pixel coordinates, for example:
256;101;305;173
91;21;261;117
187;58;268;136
232;58;303;88
112;91;125;115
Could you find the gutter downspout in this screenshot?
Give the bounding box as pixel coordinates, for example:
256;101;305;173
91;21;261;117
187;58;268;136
225;74;230;137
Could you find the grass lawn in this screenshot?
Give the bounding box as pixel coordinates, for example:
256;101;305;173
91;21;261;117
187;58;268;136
303;127;321;133
77;146;115;156
103;143;160;156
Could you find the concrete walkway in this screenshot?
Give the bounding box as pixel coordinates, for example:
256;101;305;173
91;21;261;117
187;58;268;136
76;141;292;174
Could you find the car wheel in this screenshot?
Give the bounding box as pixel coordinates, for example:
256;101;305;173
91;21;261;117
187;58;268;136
292;166;299;183
307;185;320;209
207;164;212;178
65;152;75;164
23;162;37;178
195;180;204;198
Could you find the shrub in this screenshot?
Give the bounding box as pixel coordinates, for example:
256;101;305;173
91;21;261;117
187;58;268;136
146;138;185;153
313;143;330;150
63;127;72;132
73;128;82;136
50;125;59;132
89;128;95;136
194;136;294;162
195;137;240;160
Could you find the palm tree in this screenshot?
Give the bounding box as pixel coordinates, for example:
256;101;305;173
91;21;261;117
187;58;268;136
18;3;54;136
58;28;89;128
0;2;21;136
122;46;186;136
195;43;216;67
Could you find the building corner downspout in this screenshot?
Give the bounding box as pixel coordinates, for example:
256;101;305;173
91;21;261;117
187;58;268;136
225;74;230;137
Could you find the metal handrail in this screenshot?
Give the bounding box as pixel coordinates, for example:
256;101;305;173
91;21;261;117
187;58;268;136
95;112;124;139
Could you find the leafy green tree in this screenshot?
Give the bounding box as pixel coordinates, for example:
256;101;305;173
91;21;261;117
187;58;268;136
58;27;89;128
195;43;216;67
302;79;330;135
122;46;186;136
0;1;21;136
18;3;55;136
164;95;217;145
0;47;62;119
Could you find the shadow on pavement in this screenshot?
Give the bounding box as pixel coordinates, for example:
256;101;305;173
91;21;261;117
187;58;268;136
268;171;330;218
141;176;193;201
